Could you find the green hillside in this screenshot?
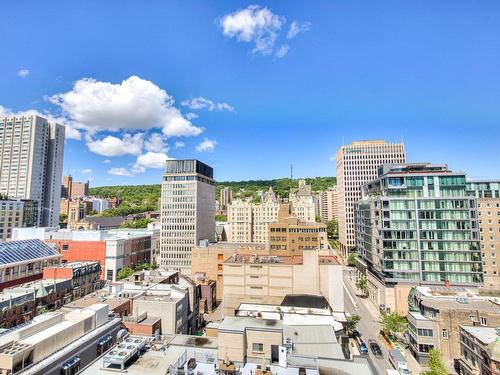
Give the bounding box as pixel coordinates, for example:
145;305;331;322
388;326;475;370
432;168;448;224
89;177;336;216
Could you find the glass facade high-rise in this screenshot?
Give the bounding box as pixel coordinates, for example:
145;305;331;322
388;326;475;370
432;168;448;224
160;159;215;274
356;163;483;286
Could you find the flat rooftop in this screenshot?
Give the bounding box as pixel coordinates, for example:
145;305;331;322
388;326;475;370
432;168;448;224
64;292;128;310
224;254;340;265
80;335;218;375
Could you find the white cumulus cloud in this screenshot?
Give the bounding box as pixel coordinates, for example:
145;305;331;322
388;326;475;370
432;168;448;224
18;69;30;78
287;21;311;39
103;159;112;164
145;133;167;153
135;151;171;170
86;133;144;157
48;75;202;137
108;167;133;177
182;97;235;112
196;138;217;153
219;5;284;55
81;169;92;174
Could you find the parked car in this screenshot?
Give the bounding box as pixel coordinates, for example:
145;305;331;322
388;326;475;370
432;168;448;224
389;349;410;374
352;330;360;338
354;336;369;355
368;339;383;358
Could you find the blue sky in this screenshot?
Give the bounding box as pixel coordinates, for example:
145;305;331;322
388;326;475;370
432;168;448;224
1;1;499;186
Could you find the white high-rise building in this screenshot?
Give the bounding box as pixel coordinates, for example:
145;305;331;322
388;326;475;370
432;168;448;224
289;179;316;223
336;140;406;256
0;114;65;227
253;187;280;242
160;160;215;274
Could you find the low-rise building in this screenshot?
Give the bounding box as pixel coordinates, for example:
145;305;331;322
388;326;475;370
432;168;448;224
0;261;102;328
68;215;125;230
192;242;268;300
458;325;500;375
12;227;153;281
0;304;121;375
0;239;62;291
222;249;343;316
406;285;500;369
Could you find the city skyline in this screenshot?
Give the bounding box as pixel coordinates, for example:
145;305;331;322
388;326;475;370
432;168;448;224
1;1;500;186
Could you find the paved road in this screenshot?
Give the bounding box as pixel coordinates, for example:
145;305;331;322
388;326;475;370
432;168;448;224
343;272;422;375
344;279;394;375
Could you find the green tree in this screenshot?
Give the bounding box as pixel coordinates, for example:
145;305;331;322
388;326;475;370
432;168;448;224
59;214;68;222
326;220;338;239
116;266;134;280
345;314;361;334
421;349;448;375
315;215;322;223
356;274;368;295
215;214;227;222
88;210;98;216
121;218;151;228
347;252;357;267
379;312;408;338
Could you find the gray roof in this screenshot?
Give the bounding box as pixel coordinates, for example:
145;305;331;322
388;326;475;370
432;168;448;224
82;216;125;228
218;316;283;332
421;296;500;314
461;326;500;345
0;239;60;265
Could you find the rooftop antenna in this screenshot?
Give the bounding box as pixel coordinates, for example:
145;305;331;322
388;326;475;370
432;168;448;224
290;164;293;180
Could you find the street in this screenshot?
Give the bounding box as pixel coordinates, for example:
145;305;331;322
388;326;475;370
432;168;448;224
343;270;422;375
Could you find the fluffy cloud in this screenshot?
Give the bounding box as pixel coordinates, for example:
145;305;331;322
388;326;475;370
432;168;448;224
108;167;133;177
135;151;171;170
103;159;112;164
145;133;167;153
18;69;30;78
86;133;144;157
182;97;234;112
49;76;202;137
81;169;92;174
196;138;217;153
185;112;198;120
275;45;290;59
219;5;284;55
287;21;311;39
0;105;81;140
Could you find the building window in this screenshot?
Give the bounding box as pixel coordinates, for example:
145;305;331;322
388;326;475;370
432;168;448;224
469;315;475;323
62;244;69;251
442;329;448;340
480;317;487;326
252;343;264;352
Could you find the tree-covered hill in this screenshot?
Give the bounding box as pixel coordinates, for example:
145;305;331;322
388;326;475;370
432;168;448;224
89;176;336;216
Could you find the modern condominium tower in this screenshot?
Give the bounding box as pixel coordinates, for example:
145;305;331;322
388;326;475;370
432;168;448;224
160;159;215;274
355;163;483;312
0;114;65;227
336;140;406;256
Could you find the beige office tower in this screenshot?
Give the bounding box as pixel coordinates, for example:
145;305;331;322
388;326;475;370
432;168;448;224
0;114;65;227
219;187;233;210
336;140;406;256
319;186;338;223
467;180;500;290
227;199;253;243
253;187;280;242
160;160;215;274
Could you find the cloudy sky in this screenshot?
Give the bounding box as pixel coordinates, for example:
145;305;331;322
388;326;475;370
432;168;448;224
1;1;500;186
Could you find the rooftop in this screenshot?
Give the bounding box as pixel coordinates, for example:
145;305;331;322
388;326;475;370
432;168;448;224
224;254;340;265
64;291;129;310
0;239;60;265
461;326;500;345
